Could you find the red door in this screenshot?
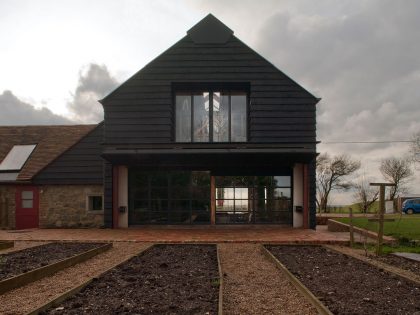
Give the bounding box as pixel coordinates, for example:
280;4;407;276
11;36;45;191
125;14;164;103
15;186;39;229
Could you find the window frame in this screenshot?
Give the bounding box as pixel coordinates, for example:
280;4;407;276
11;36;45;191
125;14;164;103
86;194;104;213
173;86;249;143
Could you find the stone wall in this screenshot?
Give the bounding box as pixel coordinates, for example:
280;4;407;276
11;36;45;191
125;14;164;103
0;185;16;229
39;185;104;228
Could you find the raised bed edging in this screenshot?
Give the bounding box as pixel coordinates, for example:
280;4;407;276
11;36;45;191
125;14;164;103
28;243;223;315
26;244;153;315
327;219;396;243
261;244;333;315
325;245;420;286
216;244;224;315
0;242;112;295
0;240;14;250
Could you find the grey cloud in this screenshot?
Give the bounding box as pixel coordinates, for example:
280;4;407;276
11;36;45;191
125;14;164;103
67;63;119;123
0;90;72;125
254;1;420;158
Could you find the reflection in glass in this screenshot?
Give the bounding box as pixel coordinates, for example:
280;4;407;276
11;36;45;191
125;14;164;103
193;92;209;142
129;170;211;224
175;95;191;142
213;92;229;142
231;94;247;142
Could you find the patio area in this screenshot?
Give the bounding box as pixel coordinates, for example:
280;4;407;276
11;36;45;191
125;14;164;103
0;225;349;244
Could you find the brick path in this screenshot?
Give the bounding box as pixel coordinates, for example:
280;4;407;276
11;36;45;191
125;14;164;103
0;226;349;244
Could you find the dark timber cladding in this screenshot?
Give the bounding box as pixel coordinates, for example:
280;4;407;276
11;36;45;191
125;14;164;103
33;124;104;185
101;14;318;145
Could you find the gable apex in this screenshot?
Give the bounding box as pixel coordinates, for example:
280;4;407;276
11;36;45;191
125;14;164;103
187;14;233;44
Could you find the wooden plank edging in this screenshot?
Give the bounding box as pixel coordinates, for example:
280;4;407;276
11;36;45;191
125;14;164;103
260;245;333;315
216;244;224;315
26;244;154;315
0;243;112;295
0;240;14;250
324;245;420;286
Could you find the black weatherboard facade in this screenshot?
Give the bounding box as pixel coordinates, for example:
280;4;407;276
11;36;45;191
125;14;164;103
100;14;319;228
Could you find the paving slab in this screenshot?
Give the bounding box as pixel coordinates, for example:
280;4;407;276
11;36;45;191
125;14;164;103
393;252;420;262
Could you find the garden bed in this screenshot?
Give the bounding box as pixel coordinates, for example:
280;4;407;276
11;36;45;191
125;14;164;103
39;244;220;314
266;245;420;315
0;242;106;281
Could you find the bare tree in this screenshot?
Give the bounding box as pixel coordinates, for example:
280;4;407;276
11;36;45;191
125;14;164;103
410;132;420;164
353;176;379;213
379;157;413;200
316;153;361;212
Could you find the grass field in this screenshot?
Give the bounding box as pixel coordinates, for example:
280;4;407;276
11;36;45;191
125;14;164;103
321;201;379;214
337;215;420;241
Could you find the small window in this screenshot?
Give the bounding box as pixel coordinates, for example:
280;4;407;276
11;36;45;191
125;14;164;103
87;195;103;211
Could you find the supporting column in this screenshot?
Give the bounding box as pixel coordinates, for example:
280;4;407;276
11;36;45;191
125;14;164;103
112;165;119;228
210;176;216;225
118;166;128;228
303;163;309;229
292;163;303;228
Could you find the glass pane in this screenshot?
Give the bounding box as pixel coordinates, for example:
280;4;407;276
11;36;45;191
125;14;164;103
273;188;291;199
216;199;234;212
193;92;209;142
151;187;168;199
21;191;33;199
213;92;229;142
231;94;247;142
235;199;248;211
216;187;234;200
150;199;168;211
133;200;149;211
172;200;190;211
175;95;191;142
149;212;168;223
192;200;210;211
22;200;33;208
234;188;248;200
171;172;191;186
273;176;291;187
191;171;210;187
170;211;191;223
193;211;210;223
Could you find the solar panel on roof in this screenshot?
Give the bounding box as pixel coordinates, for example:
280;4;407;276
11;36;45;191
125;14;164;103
0;144;36;171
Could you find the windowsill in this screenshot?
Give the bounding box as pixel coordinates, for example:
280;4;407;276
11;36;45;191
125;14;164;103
87;210;104;215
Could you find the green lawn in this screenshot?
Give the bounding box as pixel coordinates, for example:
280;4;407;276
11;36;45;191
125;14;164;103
336;215;420;241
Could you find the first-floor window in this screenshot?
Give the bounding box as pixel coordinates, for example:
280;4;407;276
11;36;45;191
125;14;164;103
175;90;247;142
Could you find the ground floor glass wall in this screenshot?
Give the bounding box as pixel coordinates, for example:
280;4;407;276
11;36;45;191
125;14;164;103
128;170;292;225
129;170;210;224
215;176;292;224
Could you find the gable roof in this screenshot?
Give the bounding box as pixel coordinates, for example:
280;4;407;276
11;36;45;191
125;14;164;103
100;14;319;104
0;124;97;181
187;14;233;44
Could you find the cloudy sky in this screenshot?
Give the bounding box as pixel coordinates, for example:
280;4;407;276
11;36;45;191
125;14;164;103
1;0;419;203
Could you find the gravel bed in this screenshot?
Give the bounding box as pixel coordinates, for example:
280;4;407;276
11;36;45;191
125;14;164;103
0;242;148;315
0;242;106;281
218;243;317;315
267;245;420;315
40;244;219;315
